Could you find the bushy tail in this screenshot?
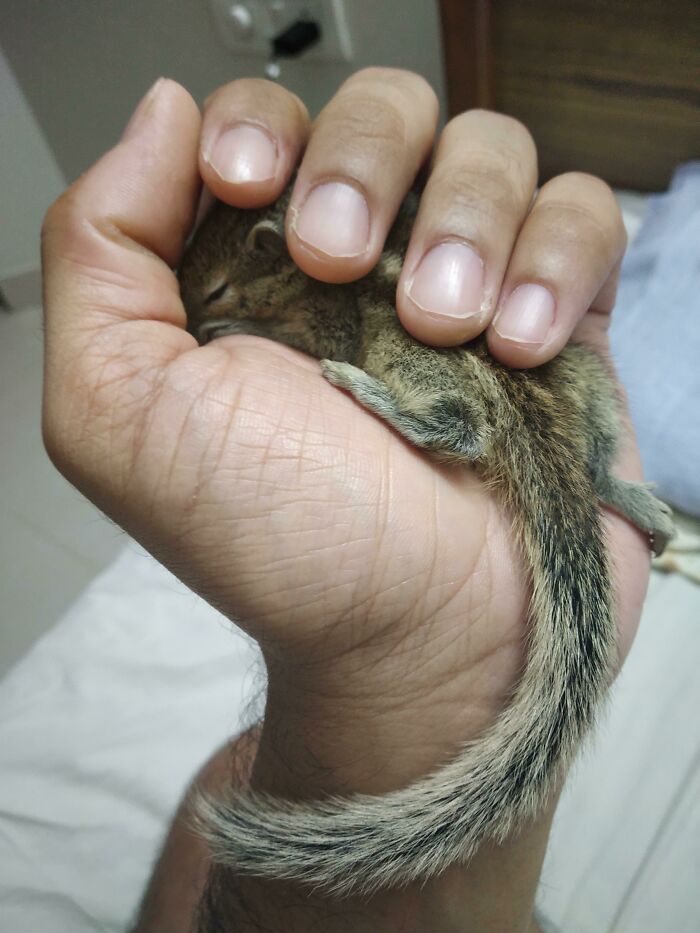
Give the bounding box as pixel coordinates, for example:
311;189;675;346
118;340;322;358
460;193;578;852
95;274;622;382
194;441;615;897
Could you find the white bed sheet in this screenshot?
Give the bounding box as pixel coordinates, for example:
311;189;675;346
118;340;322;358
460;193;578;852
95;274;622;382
1;541;698;933
0;544;261;932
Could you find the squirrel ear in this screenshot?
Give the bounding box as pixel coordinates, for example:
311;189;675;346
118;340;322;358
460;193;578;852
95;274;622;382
245;218;286;254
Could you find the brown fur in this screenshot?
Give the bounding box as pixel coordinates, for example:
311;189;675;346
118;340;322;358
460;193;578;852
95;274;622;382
178;188;674;896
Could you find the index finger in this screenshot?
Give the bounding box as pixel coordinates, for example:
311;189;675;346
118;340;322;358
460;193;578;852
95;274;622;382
199;78;310;209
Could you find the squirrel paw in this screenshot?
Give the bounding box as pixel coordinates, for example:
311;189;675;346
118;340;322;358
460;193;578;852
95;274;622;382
595;475;676;556
321;360;486;462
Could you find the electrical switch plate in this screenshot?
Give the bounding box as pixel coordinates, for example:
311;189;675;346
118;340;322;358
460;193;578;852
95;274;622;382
209;0;353;62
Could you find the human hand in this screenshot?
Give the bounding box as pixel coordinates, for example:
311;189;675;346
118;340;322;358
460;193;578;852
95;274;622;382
42;70;651;927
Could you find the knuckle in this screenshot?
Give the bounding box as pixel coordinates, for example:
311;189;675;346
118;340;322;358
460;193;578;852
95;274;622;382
458;110;535;147
321;94;409;156
551;171;616;205
439;116;537;198
340;67;438;123
431;153;530;223
347;66;433;98
447;110;537;163
540;172;627;253
312;70;438;174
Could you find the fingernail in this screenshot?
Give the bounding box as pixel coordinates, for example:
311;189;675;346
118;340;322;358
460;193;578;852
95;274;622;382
292;182;370;258
206;124;278;184
122;78;166;141
406;241;485;319
493;284;556;346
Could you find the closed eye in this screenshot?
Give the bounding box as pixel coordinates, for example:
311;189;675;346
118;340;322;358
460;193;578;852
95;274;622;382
205;282;229;304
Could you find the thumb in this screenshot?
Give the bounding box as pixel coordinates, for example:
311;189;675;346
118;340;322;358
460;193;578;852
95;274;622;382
42;79;201;499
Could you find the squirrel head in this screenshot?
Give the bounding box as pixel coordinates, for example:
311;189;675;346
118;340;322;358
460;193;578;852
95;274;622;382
178;187;322;345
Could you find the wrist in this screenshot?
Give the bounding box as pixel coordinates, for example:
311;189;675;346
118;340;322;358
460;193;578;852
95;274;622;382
253;614;525;799
203;572;555;930
205;727;557;933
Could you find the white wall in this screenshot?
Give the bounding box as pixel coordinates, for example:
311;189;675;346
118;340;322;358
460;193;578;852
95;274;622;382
0;44;65;283
0;0;446;183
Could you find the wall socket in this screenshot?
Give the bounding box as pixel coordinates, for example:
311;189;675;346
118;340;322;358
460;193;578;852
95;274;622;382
209;0;353;62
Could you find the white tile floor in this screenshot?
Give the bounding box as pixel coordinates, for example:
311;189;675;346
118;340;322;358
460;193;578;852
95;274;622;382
0;306;124;675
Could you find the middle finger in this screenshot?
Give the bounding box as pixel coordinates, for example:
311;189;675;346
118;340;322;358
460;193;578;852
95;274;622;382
286;67;439;284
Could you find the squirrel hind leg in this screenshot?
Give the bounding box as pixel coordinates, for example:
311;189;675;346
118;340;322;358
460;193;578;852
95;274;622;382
594;472;675;555
320;360;487;462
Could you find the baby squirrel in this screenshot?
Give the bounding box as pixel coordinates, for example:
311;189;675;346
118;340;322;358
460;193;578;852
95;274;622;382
178;186;674;897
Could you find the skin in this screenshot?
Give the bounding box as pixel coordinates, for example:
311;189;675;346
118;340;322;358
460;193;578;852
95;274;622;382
41;70;651;932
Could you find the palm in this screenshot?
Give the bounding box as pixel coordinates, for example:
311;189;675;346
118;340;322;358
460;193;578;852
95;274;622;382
107;308;649;731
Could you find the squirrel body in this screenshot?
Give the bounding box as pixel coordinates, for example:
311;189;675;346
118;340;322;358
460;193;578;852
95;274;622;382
178;188;674;896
